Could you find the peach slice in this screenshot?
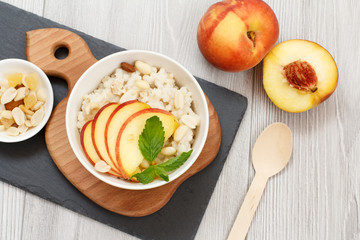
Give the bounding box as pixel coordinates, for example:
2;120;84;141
92;103;123;174
80;121;122;177
115;109;179;179
105;100;150;169
263;39;338;112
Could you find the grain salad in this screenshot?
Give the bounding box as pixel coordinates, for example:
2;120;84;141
77;60;200;165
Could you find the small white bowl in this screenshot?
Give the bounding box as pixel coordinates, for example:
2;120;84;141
0;59;54;143
66;50;209;190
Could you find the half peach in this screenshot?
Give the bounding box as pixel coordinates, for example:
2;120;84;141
263;39;338;113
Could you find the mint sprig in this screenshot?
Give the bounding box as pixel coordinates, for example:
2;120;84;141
154;167;169;182
132;151;193;183
157;150;193;172
138;116;165;163
132;116;192;184
132;166;155;184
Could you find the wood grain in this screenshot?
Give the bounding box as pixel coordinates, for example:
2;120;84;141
26;28;221;217
2;0;360;239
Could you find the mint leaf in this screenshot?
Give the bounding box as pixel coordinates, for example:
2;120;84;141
132;150;193;184
138;116;165;163
131;166;155;184
154;166;169;182
157;150;193;172
136;116;193;184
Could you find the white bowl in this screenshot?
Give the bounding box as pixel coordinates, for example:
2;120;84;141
66;50;209;190
0;59;54;143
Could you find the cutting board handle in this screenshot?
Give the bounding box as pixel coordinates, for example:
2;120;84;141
26;28;97;90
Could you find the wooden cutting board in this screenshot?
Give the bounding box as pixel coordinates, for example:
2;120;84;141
26;28;221;217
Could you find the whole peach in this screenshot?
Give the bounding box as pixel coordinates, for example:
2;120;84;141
197;0;279;72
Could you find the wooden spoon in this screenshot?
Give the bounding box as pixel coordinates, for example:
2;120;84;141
227;122;292;240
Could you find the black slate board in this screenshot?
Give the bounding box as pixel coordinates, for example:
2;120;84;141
0;2;247;240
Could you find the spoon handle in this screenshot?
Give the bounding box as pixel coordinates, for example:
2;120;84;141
227;174;269;240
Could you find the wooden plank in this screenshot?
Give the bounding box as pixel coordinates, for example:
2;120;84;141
247;1;360;240
2;0;360;239
0;184;25;240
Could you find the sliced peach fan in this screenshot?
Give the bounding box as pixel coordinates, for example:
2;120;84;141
80;101;180;181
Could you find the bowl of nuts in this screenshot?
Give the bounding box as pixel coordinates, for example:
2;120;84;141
0;59;54;143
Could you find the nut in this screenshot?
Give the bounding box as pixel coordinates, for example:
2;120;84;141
120;62;136;73
30;107;45;127
283;60;318;92
190;113;200;125
174;90;185;109
0;80;9;89
0;87;6;95
1;110;13;119
1;87;17;104
154;158;162;165
173;125;189;142
24;92;37;109
14;87;27;101
140;159;150;169
134;60;153;75
181;114;198;129
21;77;28;88
24;120;32;127
135;80;150;90
18;124;28;134
12;107;26;126
94;160;111;173
0;117;14;129
36;88;47;102
31;101;44;111
161;147;177;156
119;89;138;104
5;99;24;111
6;127;20;136
19;105;34;116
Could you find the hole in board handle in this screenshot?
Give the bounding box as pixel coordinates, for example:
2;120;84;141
54;46;69;60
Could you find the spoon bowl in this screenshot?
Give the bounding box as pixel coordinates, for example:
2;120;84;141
252;122;292;177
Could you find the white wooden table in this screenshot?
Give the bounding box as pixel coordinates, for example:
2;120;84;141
1;0;359;239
